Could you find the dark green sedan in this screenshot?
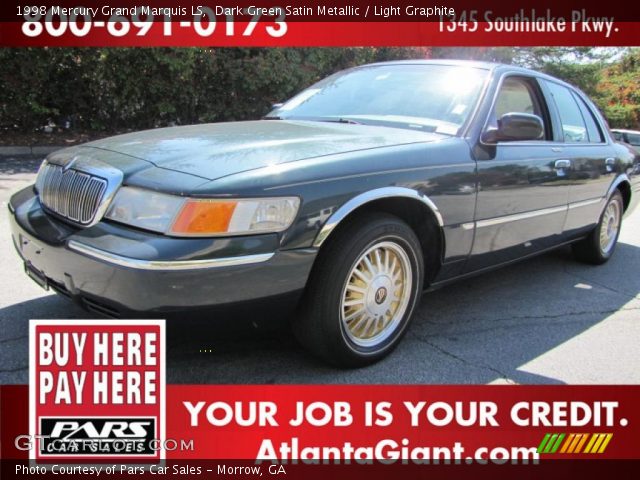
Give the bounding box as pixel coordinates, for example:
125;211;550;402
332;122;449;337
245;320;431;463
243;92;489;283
9;60;640;367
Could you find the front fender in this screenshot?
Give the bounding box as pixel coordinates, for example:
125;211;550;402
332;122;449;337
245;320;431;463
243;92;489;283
312;187;444;247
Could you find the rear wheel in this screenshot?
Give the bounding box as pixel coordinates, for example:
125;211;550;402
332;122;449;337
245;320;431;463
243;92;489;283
572;190;624;265
294;213;424;367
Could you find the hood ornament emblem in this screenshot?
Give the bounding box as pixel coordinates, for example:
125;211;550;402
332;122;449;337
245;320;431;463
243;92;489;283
63;157;78;171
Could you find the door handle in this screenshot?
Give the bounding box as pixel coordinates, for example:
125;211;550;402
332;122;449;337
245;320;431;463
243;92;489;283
554;159;571;169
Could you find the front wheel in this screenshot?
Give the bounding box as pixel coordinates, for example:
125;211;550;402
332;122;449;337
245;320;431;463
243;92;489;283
294;213;424;367
572;190;624;265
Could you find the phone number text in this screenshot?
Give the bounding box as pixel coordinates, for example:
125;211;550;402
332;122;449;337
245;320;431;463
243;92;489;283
20;8;287;38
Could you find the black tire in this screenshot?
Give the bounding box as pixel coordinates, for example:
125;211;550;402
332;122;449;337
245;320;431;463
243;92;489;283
572;190;624;265
294;212;424;368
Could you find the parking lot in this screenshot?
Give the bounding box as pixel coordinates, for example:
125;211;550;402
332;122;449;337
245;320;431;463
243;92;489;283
1;156;639;385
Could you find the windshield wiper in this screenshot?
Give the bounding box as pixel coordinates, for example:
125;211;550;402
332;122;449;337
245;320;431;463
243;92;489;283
318;117;362;125
263;116;362;125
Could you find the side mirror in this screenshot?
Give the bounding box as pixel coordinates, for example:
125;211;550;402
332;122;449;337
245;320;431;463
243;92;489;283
483;113;544;143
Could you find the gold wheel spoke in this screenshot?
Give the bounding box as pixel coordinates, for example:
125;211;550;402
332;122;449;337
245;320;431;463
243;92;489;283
374;249;383;272
390;256;398;276
362;317;374;336
346;284;367;294
352;268;370;282
384;248;390;273
363;254;375;275
352;315;367;332
344;309;364;323
377;317;387;333
344;298;364;307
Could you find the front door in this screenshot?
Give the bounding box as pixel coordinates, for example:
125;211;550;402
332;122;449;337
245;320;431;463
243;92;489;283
466;75;569;271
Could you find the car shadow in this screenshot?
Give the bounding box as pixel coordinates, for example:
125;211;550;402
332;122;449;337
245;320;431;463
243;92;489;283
160;241;640;384
1;242;638;385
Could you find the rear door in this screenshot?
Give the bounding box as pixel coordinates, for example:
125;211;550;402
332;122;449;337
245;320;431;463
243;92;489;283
542;80;617;237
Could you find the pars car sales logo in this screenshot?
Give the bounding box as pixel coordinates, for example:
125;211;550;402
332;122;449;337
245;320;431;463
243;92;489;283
29;320;165;461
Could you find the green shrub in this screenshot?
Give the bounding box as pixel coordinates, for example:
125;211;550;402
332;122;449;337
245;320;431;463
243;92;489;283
0;47;427;132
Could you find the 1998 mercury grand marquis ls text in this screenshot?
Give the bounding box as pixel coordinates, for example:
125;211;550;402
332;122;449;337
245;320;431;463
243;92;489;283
9;60;640;366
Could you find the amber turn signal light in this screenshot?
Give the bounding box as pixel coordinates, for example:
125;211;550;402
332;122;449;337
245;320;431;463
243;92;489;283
170;200;238;235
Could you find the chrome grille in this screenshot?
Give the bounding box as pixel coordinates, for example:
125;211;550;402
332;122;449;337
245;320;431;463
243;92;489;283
36;162;108;225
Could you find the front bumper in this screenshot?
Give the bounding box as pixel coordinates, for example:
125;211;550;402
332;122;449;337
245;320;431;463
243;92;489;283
9;186;316;316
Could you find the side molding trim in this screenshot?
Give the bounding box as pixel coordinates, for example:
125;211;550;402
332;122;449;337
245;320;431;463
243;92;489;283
471;205;567;229
312;187;444;248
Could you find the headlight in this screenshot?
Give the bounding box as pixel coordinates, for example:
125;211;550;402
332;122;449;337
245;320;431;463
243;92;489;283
105;187;184;233
105;187;300;236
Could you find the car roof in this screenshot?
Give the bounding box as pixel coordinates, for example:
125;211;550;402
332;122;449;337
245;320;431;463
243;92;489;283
366;59;501;70
361;59;577;89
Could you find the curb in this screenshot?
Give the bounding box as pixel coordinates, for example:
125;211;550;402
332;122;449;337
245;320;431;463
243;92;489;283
0;145;64;156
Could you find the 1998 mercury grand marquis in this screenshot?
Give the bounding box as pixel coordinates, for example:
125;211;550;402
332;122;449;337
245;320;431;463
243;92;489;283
9;60;640;366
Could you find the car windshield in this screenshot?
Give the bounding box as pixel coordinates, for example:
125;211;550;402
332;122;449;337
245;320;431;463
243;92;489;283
267;64;489;135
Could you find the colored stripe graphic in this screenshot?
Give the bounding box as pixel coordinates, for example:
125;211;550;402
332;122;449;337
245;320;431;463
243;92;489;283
566;433;587;453
544;434;559;453
574;433;589;453
539;433;613;454
597;434;614;453
559;433;575;453
550;433;565;453
584;434;599;453
537;433;551;453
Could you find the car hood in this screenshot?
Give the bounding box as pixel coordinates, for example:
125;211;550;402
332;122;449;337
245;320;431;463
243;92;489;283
81;120;444;181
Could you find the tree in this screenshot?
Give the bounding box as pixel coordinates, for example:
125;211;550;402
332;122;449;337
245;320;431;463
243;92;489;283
0;47;429;132
595;49;640;128
1;47;637;133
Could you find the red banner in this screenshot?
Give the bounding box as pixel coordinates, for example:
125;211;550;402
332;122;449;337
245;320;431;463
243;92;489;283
1;21;639;47
1;1;639;46
3;384;640;462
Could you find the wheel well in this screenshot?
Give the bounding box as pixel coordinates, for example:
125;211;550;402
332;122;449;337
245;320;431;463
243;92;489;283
320;197;444;286
617;182;631;212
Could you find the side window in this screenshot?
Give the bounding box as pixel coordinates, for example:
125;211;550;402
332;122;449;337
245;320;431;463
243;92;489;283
545;81;589;143
573;93;605;143
495;78;540;116
626;133;640;146
493;76;549;139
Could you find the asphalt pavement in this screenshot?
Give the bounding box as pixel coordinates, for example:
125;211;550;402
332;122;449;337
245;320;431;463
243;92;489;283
1;156;639;385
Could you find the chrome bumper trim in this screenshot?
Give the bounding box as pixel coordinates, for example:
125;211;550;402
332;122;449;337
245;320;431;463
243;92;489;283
67;240;274;271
